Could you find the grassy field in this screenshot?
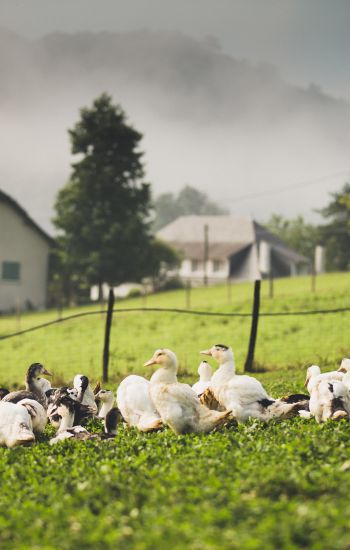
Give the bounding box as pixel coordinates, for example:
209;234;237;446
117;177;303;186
0;273;350;549
0;272;349;387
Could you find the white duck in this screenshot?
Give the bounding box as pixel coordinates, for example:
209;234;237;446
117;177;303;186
192;361;212;396
0;401;35;447
304;365;344;393
17;399;47;434
201;344;304;422
144;348;231;435
116;374;163;432
73;375;98;414
308;377;350;422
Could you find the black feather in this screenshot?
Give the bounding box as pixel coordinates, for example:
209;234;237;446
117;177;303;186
258;398;275;408
0;388;9;400
105;407;122;435
280;393;310;404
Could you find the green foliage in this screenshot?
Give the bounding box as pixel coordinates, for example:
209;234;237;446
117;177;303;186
2;413;350;548
153;185;229;231
265;214;320;261
53;93;154;289
319;183;350;271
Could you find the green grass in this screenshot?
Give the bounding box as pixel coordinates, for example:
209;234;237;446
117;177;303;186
0;272;349;386
2;415;350;549
0;273;350;549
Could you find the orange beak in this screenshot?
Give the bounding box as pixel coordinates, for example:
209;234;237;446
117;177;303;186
200;349;212;356
144;358;157;367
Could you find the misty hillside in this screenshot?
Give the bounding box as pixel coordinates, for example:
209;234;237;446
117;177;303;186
0;27;350;230
1;28;349;130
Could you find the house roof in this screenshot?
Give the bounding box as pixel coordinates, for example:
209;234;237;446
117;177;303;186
254;222;309;264
157;215;309;264
167;241;249;261
157;215;255;243
0;189;54;245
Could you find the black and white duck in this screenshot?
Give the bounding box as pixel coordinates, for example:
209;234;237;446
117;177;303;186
3;363;52;409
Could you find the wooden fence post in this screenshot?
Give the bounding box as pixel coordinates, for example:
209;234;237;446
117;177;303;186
244;280;261;372
186;280;191;310
311;266;316;293
227;277;232;305
102;288;115;383
269;273;274;299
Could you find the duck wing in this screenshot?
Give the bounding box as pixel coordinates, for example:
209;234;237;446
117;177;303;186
2;390;37;404
117;376;159;426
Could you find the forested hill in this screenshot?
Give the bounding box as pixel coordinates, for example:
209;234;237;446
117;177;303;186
1;27;349;130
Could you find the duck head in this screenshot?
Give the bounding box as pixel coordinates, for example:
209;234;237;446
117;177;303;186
337;358;350;373
96;389;114;406
197;361;212;381
304;365;321;388
200;344;234;364
144;349;178;384
144;349;178;370
26;363;52;384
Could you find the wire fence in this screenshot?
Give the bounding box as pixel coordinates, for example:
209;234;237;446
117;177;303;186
0;300;349;387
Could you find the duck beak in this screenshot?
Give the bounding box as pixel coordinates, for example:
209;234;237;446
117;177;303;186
200;349;212;356
144;358;156;367
42;368;52;376
338;366;347;373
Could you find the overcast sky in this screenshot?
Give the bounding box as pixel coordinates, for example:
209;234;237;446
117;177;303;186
2;0;350;98
1;0;350;230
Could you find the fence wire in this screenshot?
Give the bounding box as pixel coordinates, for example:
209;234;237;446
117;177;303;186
0;305;349;388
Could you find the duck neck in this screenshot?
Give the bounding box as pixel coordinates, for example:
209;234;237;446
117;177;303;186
211;360;235;388
26;377;47;407
150;367;178;385
58;409;75;432
98;400;114;419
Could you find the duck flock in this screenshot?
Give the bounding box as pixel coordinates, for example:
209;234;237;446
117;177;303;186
0;345;350;448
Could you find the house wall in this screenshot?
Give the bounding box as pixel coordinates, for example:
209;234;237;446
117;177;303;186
229;244;261;281
0;202;51;312
180;258;230;284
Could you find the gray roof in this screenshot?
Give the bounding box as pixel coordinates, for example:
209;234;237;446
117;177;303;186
157;215;255;243
157;215;309;264
254;222;309;264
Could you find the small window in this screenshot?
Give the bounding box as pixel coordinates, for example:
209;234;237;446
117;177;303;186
2;261;21;281
191;259;199;272
213;259;222;272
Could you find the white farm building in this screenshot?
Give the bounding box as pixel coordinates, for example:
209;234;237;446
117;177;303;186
157;215;310;285
0;190;53;312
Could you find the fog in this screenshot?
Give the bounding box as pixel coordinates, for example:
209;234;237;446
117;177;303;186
0;28;350;232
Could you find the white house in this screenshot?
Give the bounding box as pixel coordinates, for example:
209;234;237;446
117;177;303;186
157;215;309;285
0;190;53;312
